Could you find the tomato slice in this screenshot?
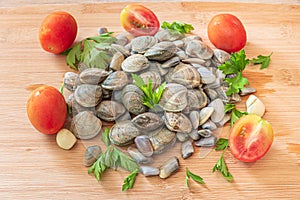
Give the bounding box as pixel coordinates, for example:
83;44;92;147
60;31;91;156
229;114;274;162
120;4;160;36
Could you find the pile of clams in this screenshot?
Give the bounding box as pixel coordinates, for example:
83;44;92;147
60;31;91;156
63;28;255;179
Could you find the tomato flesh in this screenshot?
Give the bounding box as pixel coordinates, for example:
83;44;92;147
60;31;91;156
27;86;67;134
208;13;247;53
120;4;160;36
229;114;274;162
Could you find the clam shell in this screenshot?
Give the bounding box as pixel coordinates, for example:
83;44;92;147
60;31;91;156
64;72;79;92
197;67;216;84
161;56;180;69
127;146;153;164
184;89;208;113
189;110;200;130
121;54;149;73
149;127;176;154
155;29;184;42
132;112;164;132
185;39;213;59
131;36;158;53
84;145;102;167
181;140;194;159
109;120;141;146
122;84;147;115
144;41;177;62
188;129;201;140
198;129;213;138
159;157;179;179
159;83;188;112
138;71;162;90
101;71;128;90
164;112;192;134
176;132;190;142
194;135;217;147
109;51;124;71
95;100;126;122
168;63;201;88
140;166;159;177
74;84;102;108
199;105;215;126
79;68;109;85
111;43;130;57
71;111;102;140
134;135;154;157
208;98;225;123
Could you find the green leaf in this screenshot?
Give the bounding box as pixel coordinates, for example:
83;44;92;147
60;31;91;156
186;167;205;188
65;42;81;70
250;52;272;70
225;72;249;96
215;138;229;151
116;147;139;172
132;74;146;88
218;49;249;75
212;154;233;182
161;21;194;34
230;109;248;126
60;82;65;95
122;169;139;191
101;128;110;147
132;74;166;111
225;103;248;126
224;103;235;113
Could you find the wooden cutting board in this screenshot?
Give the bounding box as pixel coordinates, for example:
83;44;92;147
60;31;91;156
0;2;299;199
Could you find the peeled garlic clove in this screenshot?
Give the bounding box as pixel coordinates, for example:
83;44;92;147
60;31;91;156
246;95;265;117
56;129;77;150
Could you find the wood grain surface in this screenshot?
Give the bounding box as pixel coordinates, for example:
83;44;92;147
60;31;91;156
0;2;300;199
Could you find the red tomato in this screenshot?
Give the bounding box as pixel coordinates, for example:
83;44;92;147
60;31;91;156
27;86;67;134
120;4;160;36
207;13;247;53
39;11;77;54
229;114;274;162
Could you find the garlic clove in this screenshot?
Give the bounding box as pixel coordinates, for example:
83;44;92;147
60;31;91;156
246;95;265;117
56;128;77;150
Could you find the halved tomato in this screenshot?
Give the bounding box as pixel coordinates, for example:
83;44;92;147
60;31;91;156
229;114;274;162
120;4;160;36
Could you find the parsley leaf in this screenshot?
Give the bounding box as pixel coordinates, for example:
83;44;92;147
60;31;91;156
218;49;249;74
215;138;229;151
101;127;110;147
132;74;166;111
88;128;139;191
250;52;273;70
63;33;117;70
224;72;249;96
225;103;248;126
212;154;233;182
213;138;233;182
122;169;139;191
161;21;194;34
186;167;205;188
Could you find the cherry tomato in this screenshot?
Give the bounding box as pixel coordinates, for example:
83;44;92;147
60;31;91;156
120;4;160;36
27;85;67;134
207;13;247;53
229;114;274;162
39;11;77;54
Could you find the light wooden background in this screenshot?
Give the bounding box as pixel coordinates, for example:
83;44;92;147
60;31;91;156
0;1;300;200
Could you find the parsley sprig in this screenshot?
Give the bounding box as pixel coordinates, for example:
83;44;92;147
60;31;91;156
218;49;272;96
88;128;139;191
62;32;117;70
161;21;194;34
132;74;166;111
212;138;233;182
225;103;248;126
186;167;205;188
